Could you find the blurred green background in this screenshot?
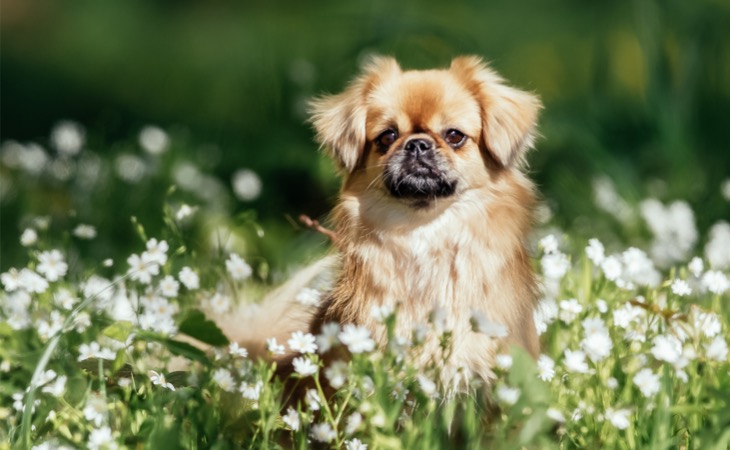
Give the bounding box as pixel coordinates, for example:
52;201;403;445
2;0;729;274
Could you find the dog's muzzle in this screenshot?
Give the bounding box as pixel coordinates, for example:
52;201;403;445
384;137;458;205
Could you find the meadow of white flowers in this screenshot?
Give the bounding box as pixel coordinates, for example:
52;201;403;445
1;122;729;449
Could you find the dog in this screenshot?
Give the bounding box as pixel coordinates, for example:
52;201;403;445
221;55;541;394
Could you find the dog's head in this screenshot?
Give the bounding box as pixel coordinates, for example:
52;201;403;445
310;56;541;208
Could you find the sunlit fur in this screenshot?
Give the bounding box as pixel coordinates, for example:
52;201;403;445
308;56;542;391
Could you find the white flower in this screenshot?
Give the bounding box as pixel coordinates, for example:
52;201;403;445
612;302;645;329
671;279;692;297
559;299;583;324
1;268;22;292
633;368;660;398
593;176;633;223
702;270;729;294
148;370;175;391
541;252;570;280
563;349;590;374
36;250;68;282
288;331;318;354
41;375;67;397
231;169;262;201
585;238;605;265
77;342;117;361
266;338;286;355
229;342;248;358
212;369;236;392
143;238;168;266
138;125;170;155
495;384;521;405
417;374;438;397
127;254;159;284
370;304;394;323
345;438;367;450
338;324;376;354
601;256;622;281
621;247;660;287
534;298;558;335
73;224;97;240
688;257;704;277
650;335;683;364
54;288;76;310
582;328;613;363
17;268;49;294
226;253;253;281
640;199;698;267
595;299;608;314
705;336;728;362
704;221;730;270
607;377;619;389
539;234;559;254
582;316;607;335
208;292;231;314
20;228;38;246
292;356;318;376
87;426;117;450
83;394;108;427
310;422;336;443
546;407;566;423
51;120;85;156
346;412;363;435
282;407;300;431
316;322;341;353
305;388;321;410
37;311;65;341
178;266;200;290
115;153;145;182
495;354;513;370
12;392;25;412
605;408;631;430
537;354;556;381
175;204;196;222
471;311;509;337
324;360;349;389
240;381;263;401
74;311;91;332
158;275;180;298
693;310;722;338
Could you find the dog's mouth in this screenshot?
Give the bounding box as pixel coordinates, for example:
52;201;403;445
383;153;458;207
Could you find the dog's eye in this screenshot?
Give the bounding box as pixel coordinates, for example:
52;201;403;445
375;129;398;150
444;129;466;148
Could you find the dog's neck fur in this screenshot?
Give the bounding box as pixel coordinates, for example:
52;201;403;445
314;169;540;389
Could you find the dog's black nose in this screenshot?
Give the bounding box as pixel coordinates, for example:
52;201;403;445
404;138;434;156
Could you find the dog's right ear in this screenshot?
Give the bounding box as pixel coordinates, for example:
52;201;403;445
309;56;401;173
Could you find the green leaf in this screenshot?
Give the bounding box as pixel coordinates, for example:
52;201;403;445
518;407;551;445
163;338;210;365
148;416;183;450
178;309;229;347
508;345;550;405
102;321;134;342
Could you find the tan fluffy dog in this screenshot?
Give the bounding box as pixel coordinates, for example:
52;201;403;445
218;56;541;393
304;55;541;389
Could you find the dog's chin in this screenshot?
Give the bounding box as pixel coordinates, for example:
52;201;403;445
385;173;458;208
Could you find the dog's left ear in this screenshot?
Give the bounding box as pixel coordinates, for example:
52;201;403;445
450;56;541;167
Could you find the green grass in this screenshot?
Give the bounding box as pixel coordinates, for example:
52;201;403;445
1;126;729;450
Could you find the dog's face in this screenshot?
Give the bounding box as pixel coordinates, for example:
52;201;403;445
310;56;540;209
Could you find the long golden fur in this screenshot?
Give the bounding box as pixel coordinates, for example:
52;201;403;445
304;55;541;390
